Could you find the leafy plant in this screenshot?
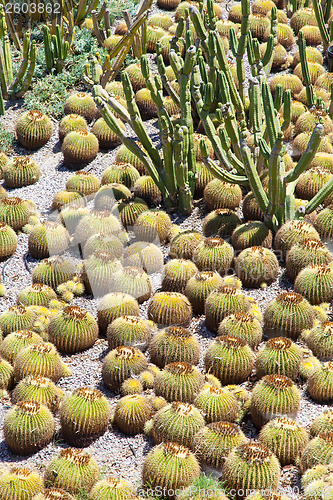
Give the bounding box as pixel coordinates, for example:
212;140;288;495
0;125;15;154
23;74;69;120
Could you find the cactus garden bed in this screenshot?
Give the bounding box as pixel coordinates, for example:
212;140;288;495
1;0;333;499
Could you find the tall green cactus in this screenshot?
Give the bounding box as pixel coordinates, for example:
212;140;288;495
0;8;36;98
43;24;70;74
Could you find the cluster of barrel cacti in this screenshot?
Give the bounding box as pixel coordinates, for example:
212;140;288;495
2;0;333;497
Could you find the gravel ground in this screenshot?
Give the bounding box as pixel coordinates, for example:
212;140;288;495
0;3;332;498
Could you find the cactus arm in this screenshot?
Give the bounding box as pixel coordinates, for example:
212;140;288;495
274;84;283;111
312;0;330;50
262;80;280;147
94;87;170;202
239;122;270;218
3;36;12;85
250;77;263;146
0;47;7;97
200;141;248;185
8;32;30;93
264;6;278;76
160;116;177;198
213;30;244;118
13;41;37;98
281;90;292;131
267;133;283;217
324;0;332;22
305;177;333;213
236;0;249;103
156;52;180;107
285;123;324;182
188;5;209;54
43;25;54;73
0;84;4;116
230;27;238;57
262;35;274;68
121;71;162;171
174;125;192;214
298;31;316;107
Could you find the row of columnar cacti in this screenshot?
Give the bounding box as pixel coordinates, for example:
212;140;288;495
0;7;36;100
92;0;333;223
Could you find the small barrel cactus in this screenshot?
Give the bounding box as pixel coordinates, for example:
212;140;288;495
203;179;242;211
310;409;333;436
97;292;140;336
301;321;333;361
204;335;254;385
0;305;36;337
255;337;303;380
205;286;250;332
154;362;204;403
148;326;200;367
65;170;100;196
51;190;85;211
294;264;333;305
162;259;198;293
113;394;153;435
231;221;273;251
107;315;155;351
32;488;76;500
16;110;53;150
222;441;281;498
83;232;124;259
0;330;43;364
60;387;110;446
133;175;162;206
192;421;247;469
74;210;122;246
193;237;234;275
263;291;315;339
0;222;17;258
3;156;41;188
64;92;96;122
0;197;30;231
307;362;333;402
185;271;224;315
12;375;62;412
89;477;136;500
147;292;193;327
48;305;98;354
0;356;14;389
274;220;320;260
13;342;70;382
149;401;205;446
110;266;152;303
62;130;99;165
28;221;70;259
142;442;200;498
123;241;164;273
203;209;241;238
286;238;332;281
59;113;88;141
250;374;301;428
17;284;57;307
194;385;240;424
44;448;100;494
32;256;76;290
134;209;172;244
218;313;263;349
3;401;55;455
170;230;205;259
258;417;309;465
314;205;333;241
300;433;333;473
235;246;279;288
112;196;148;229
101;162;140;189
0;467;43;500
91;117;124;149
82;251;122;297
102;345;148;391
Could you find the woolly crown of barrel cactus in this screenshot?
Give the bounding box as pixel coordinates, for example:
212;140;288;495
255;337;303;380
102;345;148;391
59;113;88;141
12;375;63;412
